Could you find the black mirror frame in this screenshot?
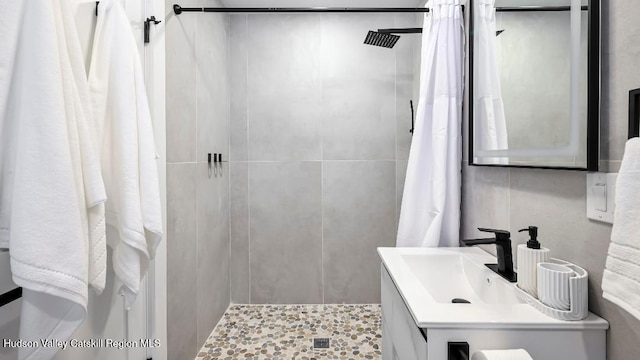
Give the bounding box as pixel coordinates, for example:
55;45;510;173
629;88;640;139
468;0;600;171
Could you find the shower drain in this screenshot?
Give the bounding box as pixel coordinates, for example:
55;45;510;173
313;338;330;349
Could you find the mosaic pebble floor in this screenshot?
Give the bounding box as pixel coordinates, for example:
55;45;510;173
195;304;382;360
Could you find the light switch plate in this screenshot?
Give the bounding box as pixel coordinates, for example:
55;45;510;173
586;172;617;224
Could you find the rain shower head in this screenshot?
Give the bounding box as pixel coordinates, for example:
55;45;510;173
364;28;504;49
364;28;423;49
364;27;501;48
364;30;400;48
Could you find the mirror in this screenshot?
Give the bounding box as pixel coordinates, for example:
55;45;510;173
469;0;599;170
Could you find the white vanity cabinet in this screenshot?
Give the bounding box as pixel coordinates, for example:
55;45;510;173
381;264;428;360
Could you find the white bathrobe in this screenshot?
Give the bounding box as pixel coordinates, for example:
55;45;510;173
89;0;163;309
0;0;107;359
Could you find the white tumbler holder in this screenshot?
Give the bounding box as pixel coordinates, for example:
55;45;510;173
515;258;588;321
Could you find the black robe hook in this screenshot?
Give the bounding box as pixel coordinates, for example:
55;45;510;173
144;16;162;44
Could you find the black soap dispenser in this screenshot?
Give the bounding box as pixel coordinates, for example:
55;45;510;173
521;226;540;249
516;226;550;297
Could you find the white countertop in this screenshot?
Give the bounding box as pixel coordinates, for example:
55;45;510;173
378;247;609;330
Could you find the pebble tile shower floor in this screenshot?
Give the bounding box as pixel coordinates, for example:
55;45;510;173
195;304;382;360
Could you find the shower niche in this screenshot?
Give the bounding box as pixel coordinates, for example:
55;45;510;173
469;0;600;170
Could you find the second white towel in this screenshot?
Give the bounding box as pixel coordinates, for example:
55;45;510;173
89;0;163;308
602;137;640;321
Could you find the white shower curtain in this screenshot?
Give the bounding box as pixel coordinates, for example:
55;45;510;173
397;0;464;248
474;0;508;163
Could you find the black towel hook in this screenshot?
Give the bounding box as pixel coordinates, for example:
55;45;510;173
144;16;162;44
96;2;161;45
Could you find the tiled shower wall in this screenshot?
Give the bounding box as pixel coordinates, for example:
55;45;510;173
165;1;230;359
228;13;421;304
461;2;640;359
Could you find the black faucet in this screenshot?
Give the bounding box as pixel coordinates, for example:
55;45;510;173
460;228;517;283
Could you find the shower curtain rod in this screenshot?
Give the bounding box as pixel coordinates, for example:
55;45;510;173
496;5;588;12
172;4;431;14
172;4;587;15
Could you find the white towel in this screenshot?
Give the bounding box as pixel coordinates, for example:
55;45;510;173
0;0;107;359
89;0;163;309
0;1;24;247
471;349;533;360
602;137;640;321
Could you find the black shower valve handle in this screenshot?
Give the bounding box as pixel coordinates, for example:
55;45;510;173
409;100;415;134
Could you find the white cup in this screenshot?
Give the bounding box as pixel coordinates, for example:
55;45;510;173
537;263;576;310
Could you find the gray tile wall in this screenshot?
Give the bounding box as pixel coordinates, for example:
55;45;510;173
461;2;640;359
249;162;323;303
322;161;396;303
165;1;230;359
229;13;420;304
166;163;198;360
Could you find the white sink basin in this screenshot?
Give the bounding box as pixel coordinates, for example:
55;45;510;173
400;253;522;305
378;247;609;330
